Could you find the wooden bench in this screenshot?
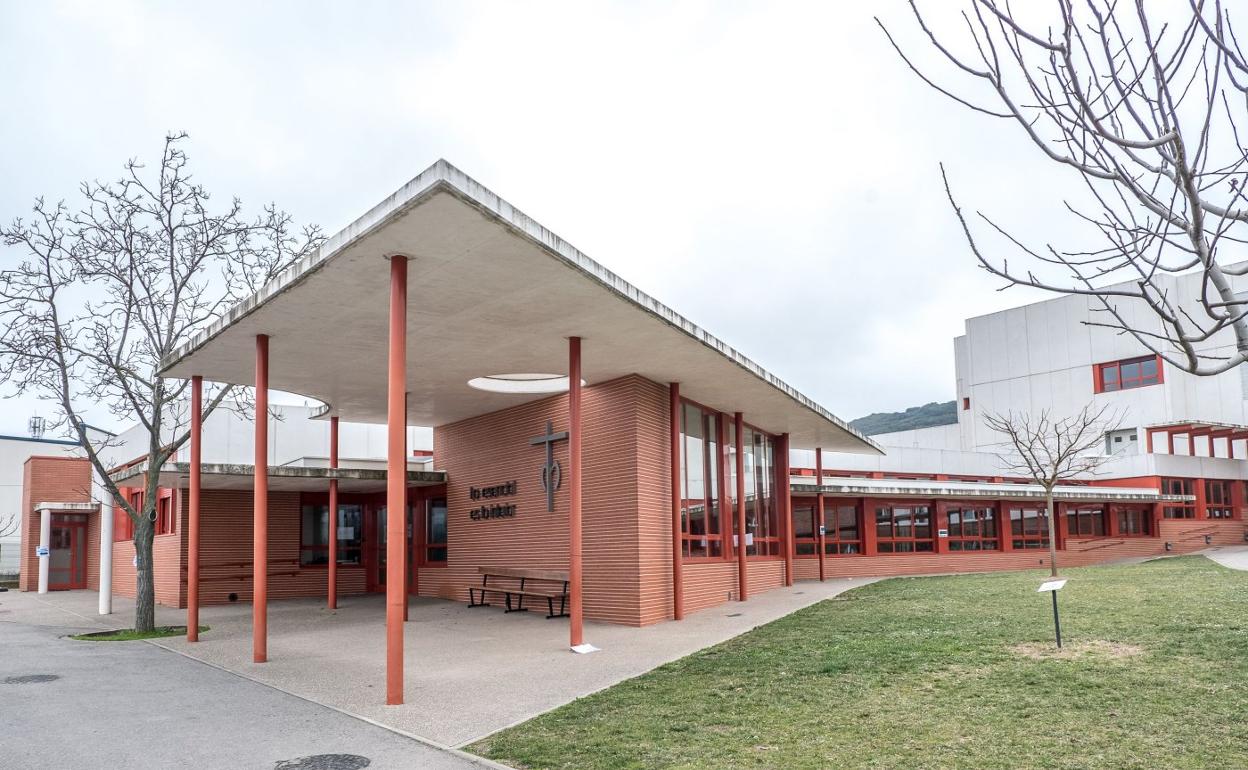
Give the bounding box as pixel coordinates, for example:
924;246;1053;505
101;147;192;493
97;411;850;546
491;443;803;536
468;567;570;619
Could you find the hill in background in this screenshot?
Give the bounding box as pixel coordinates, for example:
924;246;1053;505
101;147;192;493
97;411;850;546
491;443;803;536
850;401;957;436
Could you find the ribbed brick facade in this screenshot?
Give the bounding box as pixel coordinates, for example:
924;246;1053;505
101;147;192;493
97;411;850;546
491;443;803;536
18;456;93;592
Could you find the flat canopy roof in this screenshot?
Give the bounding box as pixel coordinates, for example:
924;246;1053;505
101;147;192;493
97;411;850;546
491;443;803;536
160;160;879;455
111;461;446;494
791;477;1191;503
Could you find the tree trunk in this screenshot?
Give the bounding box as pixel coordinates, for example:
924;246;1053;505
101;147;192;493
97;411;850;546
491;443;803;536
1045;490;1059;579
133;513;156;632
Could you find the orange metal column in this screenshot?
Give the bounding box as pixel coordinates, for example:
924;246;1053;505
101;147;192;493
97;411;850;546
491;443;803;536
569;337;585;648
781;433;793;586
815;448;825;582
188;375;202;642
254;335;269;664
386;256;407;705
328;415;339;610
669;383;683;621
735;412;748;601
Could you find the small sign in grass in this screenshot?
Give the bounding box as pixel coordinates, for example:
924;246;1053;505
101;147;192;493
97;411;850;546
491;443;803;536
70;625;208;642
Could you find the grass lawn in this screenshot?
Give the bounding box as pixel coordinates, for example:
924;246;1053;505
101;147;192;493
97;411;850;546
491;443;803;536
470;556;1248;769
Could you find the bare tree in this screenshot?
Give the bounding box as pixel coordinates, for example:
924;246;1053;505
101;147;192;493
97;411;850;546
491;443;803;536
985;404;1119;577
879;2;1248;375
0;134;321;631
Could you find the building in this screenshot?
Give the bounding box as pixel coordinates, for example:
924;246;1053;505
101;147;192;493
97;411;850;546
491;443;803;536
17;160;1241;707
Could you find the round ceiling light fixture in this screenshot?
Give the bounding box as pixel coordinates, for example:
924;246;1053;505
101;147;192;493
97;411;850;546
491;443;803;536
467;373;584;394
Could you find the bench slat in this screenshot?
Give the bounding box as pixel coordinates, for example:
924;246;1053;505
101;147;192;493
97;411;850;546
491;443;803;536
478;566;569;582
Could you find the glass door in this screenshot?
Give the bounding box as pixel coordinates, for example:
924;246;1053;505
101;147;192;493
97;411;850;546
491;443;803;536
48;514;87;589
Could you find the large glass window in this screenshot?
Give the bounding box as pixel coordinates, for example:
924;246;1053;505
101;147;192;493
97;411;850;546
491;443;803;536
875;504;934;553
1114;505;1151;536
1162;478;1196;518
792;500;817;555
825;503;861;555
1205;480;1235;519
680;402;722;559
946;506;998;551
745;427;780;556
300;502;364;566
1065;506;1106;537
1009;507;1050;549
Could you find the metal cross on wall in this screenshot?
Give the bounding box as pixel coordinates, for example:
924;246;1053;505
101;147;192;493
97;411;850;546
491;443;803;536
529;420;569;512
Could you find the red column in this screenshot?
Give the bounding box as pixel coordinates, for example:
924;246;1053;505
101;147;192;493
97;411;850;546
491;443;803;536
998;501;1013;551
815;448;825;582
734;412;748;601
328;415;339;610
1194;477;1208;520
254;335;269;664
861;498;878;556
385;256;407;706
187;375;202;643
1145;429;1154;454
1167;431;1175;455
780;433;793;587
568;336;585;648
668;383;683;621
933;502;949;554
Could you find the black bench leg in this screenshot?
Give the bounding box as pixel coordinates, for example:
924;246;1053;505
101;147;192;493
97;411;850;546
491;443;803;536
468;588;491;608
505;592;528;613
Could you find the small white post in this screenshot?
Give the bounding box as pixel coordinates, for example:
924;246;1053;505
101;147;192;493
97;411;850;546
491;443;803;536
37;507;51;594
99;505;113;614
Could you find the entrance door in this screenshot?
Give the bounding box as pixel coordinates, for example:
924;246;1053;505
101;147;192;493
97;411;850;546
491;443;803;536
364;501;414;594
48;514;87;590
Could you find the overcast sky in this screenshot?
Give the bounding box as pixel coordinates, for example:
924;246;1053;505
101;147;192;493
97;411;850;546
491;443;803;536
0;0;1069;437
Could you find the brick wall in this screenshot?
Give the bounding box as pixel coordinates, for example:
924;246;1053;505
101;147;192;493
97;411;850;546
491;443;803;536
429;375;654;624
18;456;93;592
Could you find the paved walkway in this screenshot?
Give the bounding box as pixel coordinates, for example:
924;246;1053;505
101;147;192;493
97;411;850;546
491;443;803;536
0;613;498;770
1202;545;1248;571
1;577;871;748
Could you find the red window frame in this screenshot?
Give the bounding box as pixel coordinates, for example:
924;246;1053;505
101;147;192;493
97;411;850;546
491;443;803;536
1065;505;1106;537
946;505;999;551
1009;506;1051;549
962;396;970;411
155;489;175;536
1205;480;1235;518
792;498;819;556
1094;354;1162;393
418;496;448;566
298;492;365;567
679;400;726;561
874;503;935;553
114;489;140;541
1161;478;1196;519
823;501;862;555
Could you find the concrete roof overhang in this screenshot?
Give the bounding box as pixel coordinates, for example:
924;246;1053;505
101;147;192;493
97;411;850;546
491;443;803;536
791;477;1191;503
159;160;879;455
110;461;446;494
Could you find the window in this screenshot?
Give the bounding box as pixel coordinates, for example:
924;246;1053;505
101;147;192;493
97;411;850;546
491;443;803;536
423;498;448;563
727;422;781;557
825;503;861;555
680;402;723;559
155;491;175;535
1114;505;1151;536
946;506;998;551
1095;355;1162;393
1065;506;1106;537
299;501;364;566
1161;478;1196;518
1205;480;1235;519
875;504;934;553
1009;506;1050;549
114;489;140;541
962;397;971;411
792;500;818;555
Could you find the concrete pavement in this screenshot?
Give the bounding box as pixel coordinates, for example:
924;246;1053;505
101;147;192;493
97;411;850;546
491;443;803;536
0;616;502;770
1203;545;1248;571
2;576;873;748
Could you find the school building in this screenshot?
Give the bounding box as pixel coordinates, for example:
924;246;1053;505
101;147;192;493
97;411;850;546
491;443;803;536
19;160;1246;706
